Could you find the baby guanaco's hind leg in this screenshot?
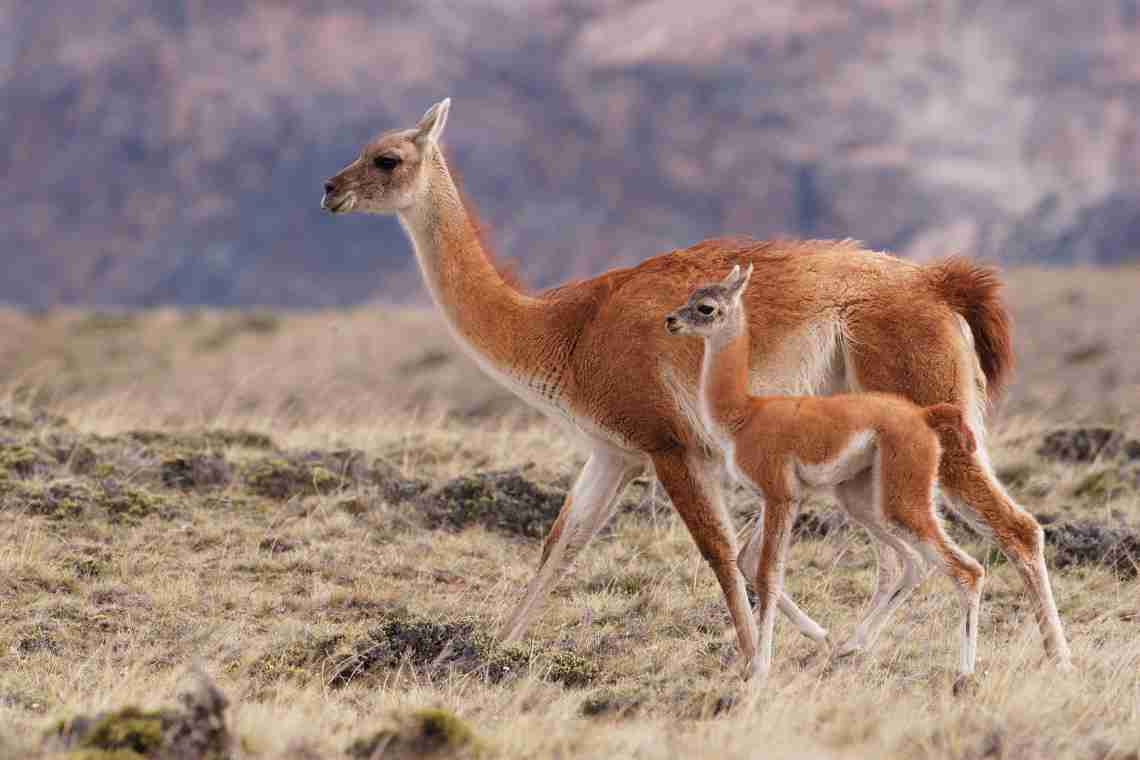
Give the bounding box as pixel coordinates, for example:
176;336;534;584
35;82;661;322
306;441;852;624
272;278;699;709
833;472;912;657
738;513;830;646
879;438;985;679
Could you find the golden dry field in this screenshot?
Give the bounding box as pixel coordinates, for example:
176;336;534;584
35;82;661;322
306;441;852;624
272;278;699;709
0;266;1137;759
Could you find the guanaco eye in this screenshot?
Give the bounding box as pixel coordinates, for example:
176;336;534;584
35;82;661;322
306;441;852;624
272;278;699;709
374;154;401;171
697;304;717;316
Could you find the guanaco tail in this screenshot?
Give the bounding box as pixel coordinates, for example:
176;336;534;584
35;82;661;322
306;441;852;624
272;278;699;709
665;264;985;684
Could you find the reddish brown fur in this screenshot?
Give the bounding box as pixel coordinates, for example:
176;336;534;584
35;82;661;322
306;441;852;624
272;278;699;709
667;271;985;677
321;102;1070;668
926;257;1015;399
924;402;977;454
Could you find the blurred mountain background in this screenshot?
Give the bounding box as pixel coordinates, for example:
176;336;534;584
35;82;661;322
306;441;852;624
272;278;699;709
4;0;1140;307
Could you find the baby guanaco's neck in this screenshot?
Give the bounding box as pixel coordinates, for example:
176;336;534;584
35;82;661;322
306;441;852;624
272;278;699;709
698;308;753;433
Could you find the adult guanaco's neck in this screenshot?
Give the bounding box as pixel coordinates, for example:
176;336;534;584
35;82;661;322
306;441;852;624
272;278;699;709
699;309;752;433
397;150;550;378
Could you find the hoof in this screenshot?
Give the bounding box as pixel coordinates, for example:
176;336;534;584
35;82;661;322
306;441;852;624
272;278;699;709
832;639;864;660
742;659;770;685
952;673;978;697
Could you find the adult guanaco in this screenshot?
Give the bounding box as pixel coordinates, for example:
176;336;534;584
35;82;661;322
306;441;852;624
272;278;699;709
665;264;985;683
320;99;1071;675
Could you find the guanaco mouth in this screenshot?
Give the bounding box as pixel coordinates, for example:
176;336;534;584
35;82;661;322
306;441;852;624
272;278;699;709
322;192;357;214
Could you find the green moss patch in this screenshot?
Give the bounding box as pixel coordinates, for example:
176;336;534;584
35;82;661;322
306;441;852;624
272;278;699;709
0;443;54;478
346;708;482;759
327;615;528;687
250;611;595;690
241;457;341;500
545;651;600;688
420;467;565;538
160;452;232;490
581;687;645;718
240;449;426;502
1072;466;1139;503
249;631;345;687
1;479;166;522
45;676;232;759
106;429;275;452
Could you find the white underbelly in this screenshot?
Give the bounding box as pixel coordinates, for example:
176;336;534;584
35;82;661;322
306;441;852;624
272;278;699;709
795;429;875;488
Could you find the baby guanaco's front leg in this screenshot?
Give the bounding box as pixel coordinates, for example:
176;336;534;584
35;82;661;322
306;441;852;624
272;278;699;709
746;496;799;683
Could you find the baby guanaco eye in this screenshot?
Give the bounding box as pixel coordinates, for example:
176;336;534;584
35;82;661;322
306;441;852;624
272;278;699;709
697;304;717;316
374;154;401;171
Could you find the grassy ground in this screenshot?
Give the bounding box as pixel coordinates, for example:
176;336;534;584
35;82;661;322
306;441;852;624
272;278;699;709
0;267;1137;759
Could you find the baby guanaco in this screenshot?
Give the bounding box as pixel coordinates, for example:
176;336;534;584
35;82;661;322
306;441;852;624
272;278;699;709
665;264;984;684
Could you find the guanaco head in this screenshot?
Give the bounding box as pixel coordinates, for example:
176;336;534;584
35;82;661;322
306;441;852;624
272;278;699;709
664;263;753;336
321;99;451;215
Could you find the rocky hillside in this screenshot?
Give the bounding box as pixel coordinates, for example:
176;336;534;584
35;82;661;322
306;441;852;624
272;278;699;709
6;0;1140;306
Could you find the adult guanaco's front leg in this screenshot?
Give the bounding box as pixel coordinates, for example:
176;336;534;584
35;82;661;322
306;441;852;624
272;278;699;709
652;449;760;673
498;448;641;644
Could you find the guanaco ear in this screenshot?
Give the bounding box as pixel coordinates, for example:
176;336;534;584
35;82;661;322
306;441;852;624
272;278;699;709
737;263;754;292
722;263;753;299
415;98;451;145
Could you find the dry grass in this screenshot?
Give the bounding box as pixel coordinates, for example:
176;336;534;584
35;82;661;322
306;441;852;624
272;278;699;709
0;268;1137;758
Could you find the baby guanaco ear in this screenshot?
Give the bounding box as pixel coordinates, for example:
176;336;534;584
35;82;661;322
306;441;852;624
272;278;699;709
737;263;754;292
721;264;742;289
415;98;451;145
722;263;753;299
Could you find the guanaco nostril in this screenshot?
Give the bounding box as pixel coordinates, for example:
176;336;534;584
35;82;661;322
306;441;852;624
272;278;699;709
323;181;337;195
665;315;678;329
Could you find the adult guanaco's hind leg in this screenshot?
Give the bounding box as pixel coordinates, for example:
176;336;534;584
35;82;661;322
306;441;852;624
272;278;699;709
847;316;1070;665
937;444;1068;663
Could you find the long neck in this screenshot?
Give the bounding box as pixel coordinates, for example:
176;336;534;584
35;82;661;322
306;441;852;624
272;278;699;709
396;149;565;398
699;309;752;432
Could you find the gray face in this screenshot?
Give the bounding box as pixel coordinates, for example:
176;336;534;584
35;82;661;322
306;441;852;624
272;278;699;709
664;283;737;337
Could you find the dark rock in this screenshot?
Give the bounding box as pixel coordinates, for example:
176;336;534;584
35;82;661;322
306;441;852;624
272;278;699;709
1038;427;1140;463
161;452;233;490
1044;521;1139;578
329;616;526;687
258;535;296;554
419;467;565;538
241;449;422;501
581;689;643;718
372;459;431;504
65;444;99;475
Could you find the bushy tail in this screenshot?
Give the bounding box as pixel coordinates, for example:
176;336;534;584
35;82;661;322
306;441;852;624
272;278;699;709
924;403;977;454
926;257;1015;400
